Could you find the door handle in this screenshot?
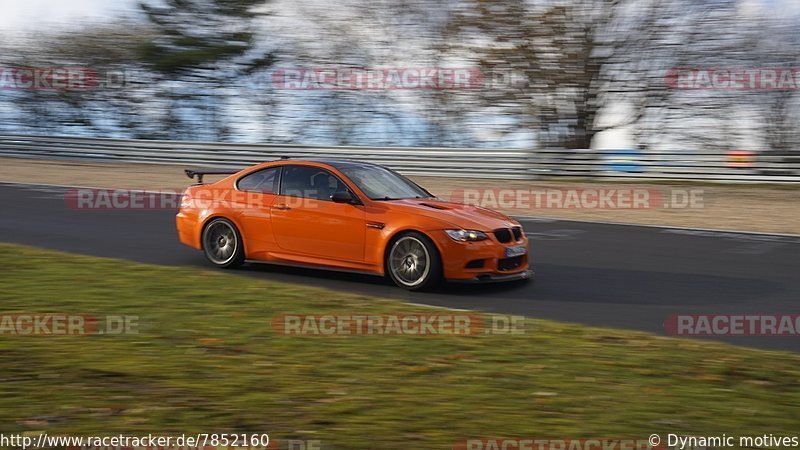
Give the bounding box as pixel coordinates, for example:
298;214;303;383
273;204;291;211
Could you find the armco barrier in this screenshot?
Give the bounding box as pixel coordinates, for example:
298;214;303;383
0;134;797;182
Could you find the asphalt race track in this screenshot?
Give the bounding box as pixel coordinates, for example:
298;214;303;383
2;182;799;351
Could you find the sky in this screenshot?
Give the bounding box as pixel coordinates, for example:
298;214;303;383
1;0;799;31
0;0;136;31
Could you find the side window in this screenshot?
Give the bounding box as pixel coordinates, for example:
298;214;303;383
237;167;280;194
281;165;346;201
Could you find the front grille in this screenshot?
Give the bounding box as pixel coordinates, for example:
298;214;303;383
495;227;523;243
498;255;523;271
494;228;512;243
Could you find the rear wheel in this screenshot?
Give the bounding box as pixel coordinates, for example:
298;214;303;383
202;218;245;268
386;232;442;291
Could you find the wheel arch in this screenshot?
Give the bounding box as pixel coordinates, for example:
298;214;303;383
382;228;443;274
199;214;247;255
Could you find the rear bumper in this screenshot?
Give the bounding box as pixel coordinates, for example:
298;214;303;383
448;269;533;284
176;212;202;249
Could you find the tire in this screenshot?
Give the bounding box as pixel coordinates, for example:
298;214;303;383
201;218;245;268
386;232;442;291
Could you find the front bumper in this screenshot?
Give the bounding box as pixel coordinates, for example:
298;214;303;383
449;269;533;284
430;230;531;283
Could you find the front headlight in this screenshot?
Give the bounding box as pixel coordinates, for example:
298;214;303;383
445;229;489;242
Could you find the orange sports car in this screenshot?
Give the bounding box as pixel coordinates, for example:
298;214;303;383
176;159;531;290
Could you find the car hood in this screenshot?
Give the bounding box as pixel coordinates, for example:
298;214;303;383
385;198;518;231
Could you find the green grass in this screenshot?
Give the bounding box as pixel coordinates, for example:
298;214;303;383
0;243;799;449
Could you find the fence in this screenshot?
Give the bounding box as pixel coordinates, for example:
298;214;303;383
0;134;797;182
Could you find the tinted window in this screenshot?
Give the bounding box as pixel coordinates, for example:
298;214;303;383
237;167;279;194
281;165;348;201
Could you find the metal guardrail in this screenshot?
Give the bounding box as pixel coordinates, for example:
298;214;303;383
0;134;798;182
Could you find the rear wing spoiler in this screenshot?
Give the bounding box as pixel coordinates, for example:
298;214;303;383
185;169;239;184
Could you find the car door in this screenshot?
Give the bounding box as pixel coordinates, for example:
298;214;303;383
233;166;281;257
270;164;365;262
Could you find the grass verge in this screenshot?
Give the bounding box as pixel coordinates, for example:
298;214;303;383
0;243;798;449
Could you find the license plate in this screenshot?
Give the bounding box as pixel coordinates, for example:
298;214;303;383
505;244;527;258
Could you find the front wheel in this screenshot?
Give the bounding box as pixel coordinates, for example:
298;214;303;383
202;218;245;268
386;232;442;291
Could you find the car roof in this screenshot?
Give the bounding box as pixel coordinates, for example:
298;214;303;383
278;158;385;170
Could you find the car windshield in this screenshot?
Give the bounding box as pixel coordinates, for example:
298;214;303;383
337;163;432;200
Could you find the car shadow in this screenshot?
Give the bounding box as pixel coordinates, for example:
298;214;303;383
238;262;394;286
238;261;534;292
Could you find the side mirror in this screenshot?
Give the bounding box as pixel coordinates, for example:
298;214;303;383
331;190;357;204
